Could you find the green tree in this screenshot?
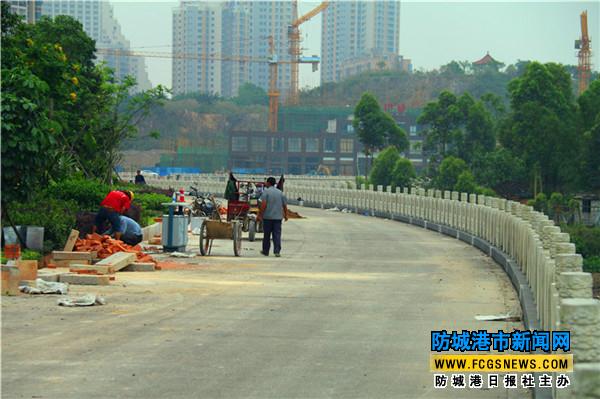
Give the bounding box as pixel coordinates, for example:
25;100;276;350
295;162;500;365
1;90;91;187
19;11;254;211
578;79;600;191
1;6;166;202
391;158;416;189
419;91;496;168
354;92;408;176
1;4;70;202
233;83;268;106
436;156;468;190
418;90;462;161
500;62;580;193
471;148;528;197
460;101;495;163
369;146;400;187
90;73;168;183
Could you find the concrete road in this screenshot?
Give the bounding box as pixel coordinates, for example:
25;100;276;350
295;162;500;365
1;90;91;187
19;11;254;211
2;207;528;398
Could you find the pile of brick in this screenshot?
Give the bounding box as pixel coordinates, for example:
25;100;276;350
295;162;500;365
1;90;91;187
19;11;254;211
74;233;155;263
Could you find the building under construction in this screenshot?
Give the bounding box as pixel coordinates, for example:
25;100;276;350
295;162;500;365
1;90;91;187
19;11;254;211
228;107;359;175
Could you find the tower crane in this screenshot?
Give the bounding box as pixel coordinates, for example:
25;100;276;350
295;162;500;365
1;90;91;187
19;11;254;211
96;43;320;132
287;0;329;105
575;10;592;95
268;36;280;132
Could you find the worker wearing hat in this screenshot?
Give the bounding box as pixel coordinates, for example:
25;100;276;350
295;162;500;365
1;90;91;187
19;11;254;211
93;190;134;241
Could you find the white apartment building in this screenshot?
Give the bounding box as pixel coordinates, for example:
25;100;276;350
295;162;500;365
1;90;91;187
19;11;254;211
7;0;42;23
172;1;223;96
321;1;401;83
172;1;293;98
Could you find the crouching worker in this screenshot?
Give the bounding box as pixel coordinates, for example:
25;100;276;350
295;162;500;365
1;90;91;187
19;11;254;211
106;215;143;246
93;190;133;240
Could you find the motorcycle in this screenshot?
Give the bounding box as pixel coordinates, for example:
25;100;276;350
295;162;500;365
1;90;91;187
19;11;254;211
189;186;220;220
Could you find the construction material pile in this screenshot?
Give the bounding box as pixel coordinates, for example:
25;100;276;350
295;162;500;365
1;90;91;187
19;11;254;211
287;210;304;219
74;233;155;263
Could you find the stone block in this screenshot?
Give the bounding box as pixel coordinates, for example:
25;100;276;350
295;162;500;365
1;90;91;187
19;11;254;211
573;363;600;399
59;273;110;286
17;260;37;281
37;270;63;282
555;254;583;273
558;272;593;299
554;242;576;256
560;298;600;363
1;265;20;296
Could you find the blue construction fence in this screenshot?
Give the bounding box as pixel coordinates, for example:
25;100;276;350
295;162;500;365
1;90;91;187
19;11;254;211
116;166;201;176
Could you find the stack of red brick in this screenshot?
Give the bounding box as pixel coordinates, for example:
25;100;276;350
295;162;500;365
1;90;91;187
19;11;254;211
74;233;155;263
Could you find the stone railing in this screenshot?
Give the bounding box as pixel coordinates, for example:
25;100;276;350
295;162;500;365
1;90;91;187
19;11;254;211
121;172;353;190
142;176;598;397
284;184;599;399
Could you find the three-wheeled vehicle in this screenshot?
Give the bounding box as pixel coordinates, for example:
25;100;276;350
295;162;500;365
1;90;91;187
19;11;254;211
226;180;265;241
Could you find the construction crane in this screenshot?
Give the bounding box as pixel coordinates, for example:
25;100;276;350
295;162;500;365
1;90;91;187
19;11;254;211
575;10;592;95
95;48;264;63
96;46;320;132
268;36;280;132
287;0;329;105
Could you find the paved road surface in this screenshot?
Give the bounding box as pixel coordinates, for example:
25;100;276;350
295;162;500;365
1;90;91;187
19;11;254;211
2;207;528;398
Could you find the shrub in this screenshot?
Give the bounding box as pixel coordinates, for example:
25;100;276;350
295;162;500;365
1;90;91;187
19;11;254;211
528;193;548;214
370;146;400;187
45;177;109;211
583;256;600;273
477;187;497;197
436;156;468;190
391;157;416;190
134;193;171;212
21;249;41;261
355;176;369;188
562;224;600;259
454;170;477;193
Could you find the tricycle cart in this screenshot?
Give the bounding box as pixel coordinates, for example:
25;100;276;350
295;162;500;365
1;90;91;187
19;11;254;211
227;180;265;242
198;219;242;257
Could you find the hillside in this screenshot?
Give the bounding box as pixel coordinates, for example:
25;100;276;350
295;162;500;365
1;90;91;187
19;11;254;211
130;61;587;153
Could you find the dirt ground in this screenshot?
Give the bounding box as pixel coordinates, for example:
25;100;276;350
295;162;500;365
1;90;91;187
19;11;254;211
2;208;530;399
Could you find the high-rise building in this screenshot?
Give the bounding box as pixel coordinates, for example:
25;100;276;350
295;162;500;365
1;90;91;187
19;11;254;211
172;1;223;96
172;1;293;98
321;1;401;83
41;0;151;92
6;0;43;24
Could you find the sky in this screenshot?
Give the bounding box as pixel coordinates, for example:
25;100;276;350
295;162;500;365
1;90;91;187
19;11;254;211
110;1;600;90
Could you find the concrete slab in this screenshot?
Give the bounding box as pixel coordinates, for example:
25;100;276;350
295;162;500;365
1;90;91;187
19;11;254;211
59;273;110;286
121;263;156;272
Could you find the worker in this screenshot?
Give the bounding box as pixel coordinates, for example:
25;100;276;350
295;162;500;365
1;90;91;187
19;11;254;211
224;172;239;201
105;215;143;246
93;190;133;240
258;176;288;257
134;170;146;185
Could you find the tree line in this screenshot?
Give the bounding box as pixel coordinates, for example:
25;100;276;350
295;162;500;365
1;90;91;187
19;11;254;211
354;62;600;200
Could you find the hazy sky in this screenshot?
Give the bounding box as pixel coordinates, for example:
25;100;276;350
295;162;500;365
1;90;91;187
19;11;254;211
110;1;599;90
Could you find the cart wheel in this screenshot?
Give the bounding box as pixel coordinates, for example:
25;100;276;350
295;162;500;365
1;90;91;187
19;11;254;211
248;220;256;242
233;222;242;257
199;221;210;256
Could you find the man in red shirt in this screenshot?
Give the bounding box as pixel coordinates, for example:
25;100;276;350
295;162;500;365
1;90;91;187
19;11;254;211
93;190;133;240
